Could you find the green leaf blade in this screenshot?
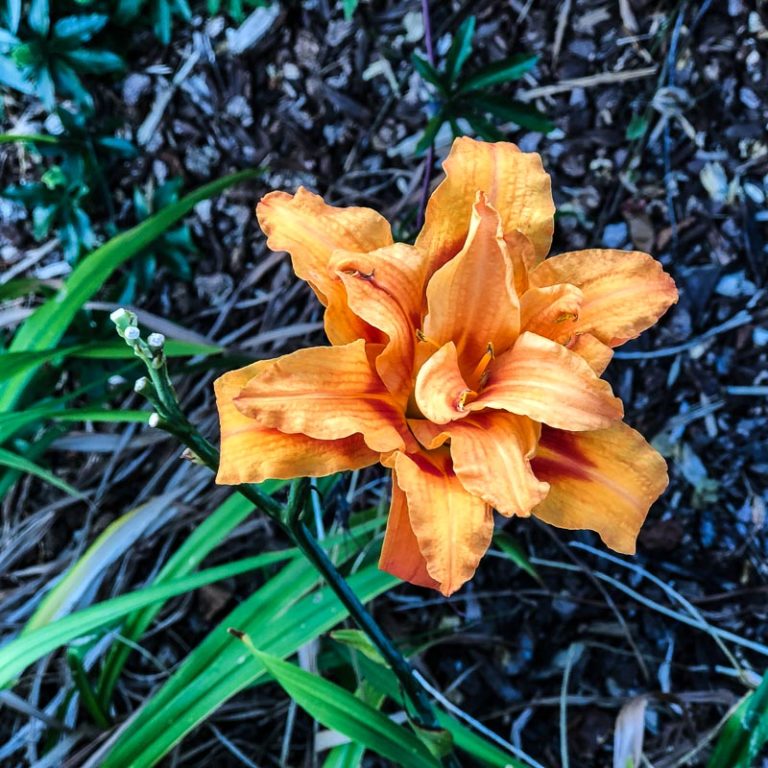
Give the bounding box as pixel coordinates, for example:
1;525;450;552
250;648;441;768
458;53;539;93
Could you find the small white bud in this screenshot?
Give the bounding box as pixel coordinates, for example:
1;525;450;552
124;326;141;341
148;412;161;428
134;376;150;393
147;332;165;350
110;307;130;324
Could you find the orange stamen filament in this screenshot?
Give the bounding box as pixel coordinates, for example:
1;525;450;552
470;343;495;383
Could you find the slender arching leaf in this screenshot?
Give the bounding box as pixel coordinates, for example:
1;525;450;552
458;53;539;93
246;647;440;768
0;168;261;413
0;549;298;689
99;566;398;767
466;94;554;133
0;339;220;383
0;446;82;498
707;671;768;768
412;53;448;95
445;15;476;85
415;107;447;155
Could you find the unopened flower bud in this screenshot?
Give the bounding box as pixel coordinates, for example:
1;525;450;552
134;376;150;394
148;412;161;428
147;332;165;350
110;307;138;336
124;326;140;341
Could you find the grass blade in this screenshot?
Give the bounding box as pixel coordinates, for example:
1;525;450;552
243;645;440;768
0;549;298;689
100;563;397;766
0;446;83;498
0;339;220;383
707;671;768;768
458;53;539;93
0;168;260;413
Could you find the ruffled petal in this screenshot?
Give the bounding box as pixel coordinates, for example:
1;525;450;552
504;230;536;295
531;423;669;554
423;192;520;368
332;244;427;405
447;412;549;517
233;340;415;453
530;249;678;347
392;448;494;596
256;188;393;345
379;478;440;590
520;283;583;344
416;137;555;273
568;333;614;375
215;363;377;484
468;332;624;431
414;342;474;425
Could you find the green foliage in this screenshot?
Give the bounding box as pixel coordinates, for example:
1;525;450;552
341;0;358;20
0;2;124;110
115;0;191;45
120;179;198;303
707;671;768;768
413;15;553;154
0;168;261;416
3;152;97;263
240;641;441;768
494;531;543;584
206;0;270;23
0;109;137;262
626;112;649;141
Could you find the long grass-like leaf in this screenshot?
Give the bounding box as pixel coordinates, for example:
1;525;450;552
707;671;768;768
96;490;276;707
458;53;539;93
0;446;82;498
0;549;297;689
100;561;396;766
348;649;530;768
0;168;260;413
0;339;220;383
247;647;440;767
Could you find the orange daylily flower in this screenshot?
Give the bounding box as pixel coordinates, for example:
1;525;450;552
215;137;678;597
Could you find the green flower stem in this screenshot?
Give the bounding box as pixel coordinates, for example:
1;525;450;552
111;312;458;764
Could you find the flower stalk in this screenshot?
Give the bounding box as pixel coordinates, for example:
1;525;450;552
111;310;457;763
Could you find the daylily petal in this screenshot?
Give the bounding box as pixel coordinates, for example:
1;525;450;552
448;412;549;517
379;478;441;590
416;137;555;273
504;230;536;295
530;249;678;347
215;364;377;484
257;187;393;345
392;448;494;596
407;412;547;516
423;192;520;368
468;332;624;431
568;333;614;375
520;283;583;344
414;342;474;425
333;244;427;405
531;423;669;554
234;339;414;453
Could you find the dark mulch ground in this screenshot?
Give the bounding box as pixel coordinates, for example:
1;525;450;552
2;0;768;766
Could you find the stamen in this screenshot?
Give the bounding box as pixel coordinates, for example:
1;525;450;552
470;342;495;382
456;388;477;412
416;329;440;348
